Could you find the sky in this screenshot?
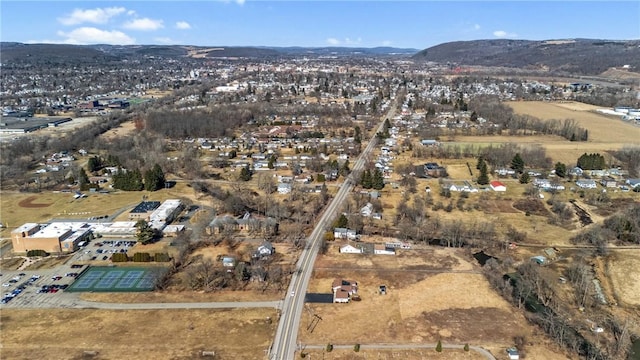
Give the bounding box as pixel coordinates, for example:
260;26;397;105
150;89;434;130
1;1;639;49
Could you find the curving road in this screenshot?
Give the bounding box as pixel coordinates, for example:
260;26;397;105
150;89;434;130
302;343;496;360
269;96;399;360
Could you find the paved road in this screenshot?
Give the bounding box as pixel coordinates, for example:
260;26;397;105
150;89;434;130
302;343;496;360
270;95;400;360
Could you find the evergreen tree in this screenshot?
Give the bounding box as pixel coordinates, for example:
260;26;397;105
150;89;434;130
554;162;567;178
87;156;101;172
77;168;90;189
511;153;525;174
268;155;275;169
361;169;372;189
476;156;485;170
477;161;489;185
130;169;144;191
144;164;165;191
333;214;348;229
354;126;362;144
135;220;156;244
372;169;385;190
239;166;253;181
519;171;530;184
340;160;350;177
435;340;442;353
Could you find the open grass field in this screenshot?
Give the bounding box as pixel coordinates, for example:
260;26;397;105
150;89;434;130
0;183;195;238
300;247;573;360
301;348;485;360
0;308;277;360
607;251;640;307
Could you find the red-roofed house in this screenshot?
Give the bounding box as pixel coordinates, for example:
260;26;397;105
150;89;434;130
490;181;507;192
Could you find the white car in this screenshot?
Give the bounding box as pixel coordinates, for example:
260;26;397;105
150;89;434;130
290;291;295;297
2;283;10;287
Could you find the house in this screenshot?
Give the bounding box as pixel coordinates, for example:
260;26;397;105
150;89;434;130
332;278;357;303
339;244;363;254
420;139;439;146
530;256;547;265
506;347;520;360
600;177;617;188
569;167;584;176
626;179;640;189
374;244;396;255
495;168;516;176
334;228;358;240
576;179;597;189
252;241;275;258
222;256;237;268
490;180;507;192
360;203;373;217
277;183;292;194
334;289;350;303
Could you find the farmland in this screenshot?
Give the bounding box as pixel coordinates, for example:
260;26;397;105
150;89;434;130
0;308;277;360
299;246;575;359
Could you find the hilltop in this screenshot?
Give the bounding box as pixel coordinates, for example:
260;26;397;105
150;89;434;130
412;38;640;75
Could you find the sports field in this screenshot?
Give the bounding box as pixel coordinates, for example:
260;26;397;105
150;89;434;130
67;266;163;292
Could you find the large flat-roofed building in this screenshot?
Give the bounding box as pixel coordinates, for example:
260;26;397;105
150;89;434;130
128;201;161;220
148;199;183;231
11;222;92;254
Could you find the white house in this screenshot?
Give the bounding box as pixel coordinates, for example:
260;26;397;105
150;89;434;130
334;228;358;240
360;203;373;217
490;180;507;192
374;244;396;255
339;244;363;254
277;183;292;194
576;179;597;189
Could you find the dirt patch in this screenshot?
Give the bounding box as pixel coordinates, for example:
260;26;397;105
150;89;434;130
0;257;25;270
17;196;53;208
568;200;593;227
480;199;520;214
0;308;276;360
80;289;281;303
513;198;551;217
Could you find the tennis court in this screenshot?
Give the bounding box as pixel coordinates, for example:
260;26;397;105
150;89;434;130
67;266;164;292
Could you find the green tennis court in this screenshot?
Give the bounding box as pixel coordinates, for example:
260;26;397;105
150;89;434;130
66;266;164;292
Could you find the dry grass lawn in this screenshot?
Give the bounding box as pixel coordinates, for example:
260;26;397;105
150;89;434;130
0;308;276;360
301;348;485;360
0;183;195;238
302;248;528;345
607;251;640;307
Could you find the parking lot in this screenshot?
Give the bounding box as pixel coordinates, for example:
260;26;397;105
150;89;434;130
0;268;86;308
85;240;136;262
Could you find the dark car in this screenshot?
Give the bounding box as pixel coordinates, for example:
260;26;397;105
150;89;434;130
102;255;108;260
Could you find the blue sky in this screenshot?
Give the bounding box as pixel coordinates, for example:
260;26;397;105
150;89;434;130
1;1;639;48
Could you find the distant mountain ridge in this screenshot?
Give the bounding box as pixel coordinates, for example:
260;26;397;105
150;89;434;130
412;38;640;75
0;42;418;64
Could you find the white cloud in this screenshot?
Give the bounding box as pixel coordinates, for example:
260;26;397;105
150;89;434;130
474;24;481;30
326;38;341;45
175;21;191;30
344;37;362;45
382;40;392;46
57;27;135;45
123;18;164;31
493;30;518;38
154;37;175;44
127;10;137;16
58;7;126;25
235;0;246;4
326;37;362;46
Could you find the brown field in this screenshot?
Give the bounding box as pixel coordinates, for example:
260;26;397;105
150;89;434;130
0;257;25;270
99;120;137;140
506;101;640;163
607;251;640;307
301;348;485;360
0;183;196;238
301;247;572;359
0;308;276;360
